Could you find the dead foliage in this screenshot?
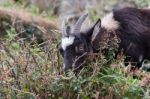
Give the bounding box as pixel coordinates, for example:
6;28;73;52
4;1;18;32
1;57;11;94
0;7;58;43
139;74;150;87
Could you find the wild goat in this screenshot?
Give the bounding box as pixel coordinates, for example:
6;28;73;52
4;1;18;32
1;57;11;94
60;7;150;73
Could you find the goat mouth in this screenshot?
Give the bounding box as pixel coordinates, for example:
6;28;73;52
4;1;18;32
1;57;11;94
72;52;88;72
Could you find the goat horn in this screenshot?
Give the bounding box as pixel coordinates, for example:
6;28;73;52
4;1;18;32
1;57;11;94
72;13;88;34
61;20;70;37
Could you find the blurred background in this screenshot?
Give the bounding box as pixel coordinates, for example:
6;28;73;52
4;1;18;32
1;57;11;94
0;0;150;24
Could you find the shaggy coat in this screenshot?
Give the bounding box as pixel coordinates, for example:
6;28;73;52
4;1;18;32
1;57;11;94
110;8;150;67
93;8;150;68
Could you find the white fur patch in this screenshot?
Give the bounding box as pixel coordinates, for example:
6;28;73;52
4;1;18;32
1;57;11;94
61;36;75;50
101;12;120;30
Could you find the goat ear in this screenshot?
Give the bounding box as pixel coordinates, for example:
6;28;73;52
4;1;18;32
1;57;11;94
85;19;101;42
91;19;105;50
61;20;71;37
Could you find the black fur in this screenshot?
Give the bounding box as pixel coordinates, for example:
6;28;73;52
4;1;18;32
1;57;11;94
95;8;150;68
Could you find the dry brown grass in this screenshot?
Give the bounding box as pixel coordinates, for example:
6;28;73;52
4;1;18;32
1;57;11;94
0;7;59;42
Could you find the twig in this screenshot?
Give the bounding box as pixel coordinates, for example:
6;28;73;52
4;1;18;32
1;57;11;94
10;86;38;98
72;52;87;72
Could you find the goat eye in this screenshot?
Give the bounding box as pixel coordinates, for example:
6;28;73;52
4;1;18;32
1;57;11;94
75;46;84;54
79;46;84;51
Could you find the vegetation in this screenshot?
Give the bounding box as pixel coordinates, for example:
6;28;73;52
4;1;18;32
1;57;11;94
0;0;150;99
133;0;150;7
1;22;150;99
